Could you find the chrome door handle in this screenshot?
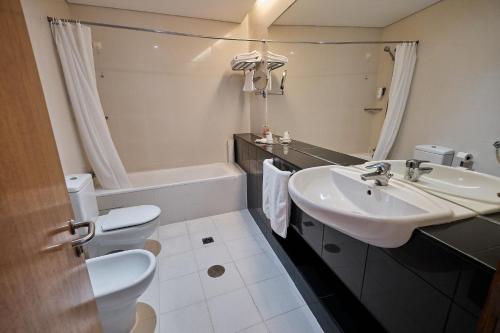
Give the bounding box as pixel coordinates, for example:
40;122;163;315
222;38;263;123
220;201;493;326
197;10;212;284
68;220;95;256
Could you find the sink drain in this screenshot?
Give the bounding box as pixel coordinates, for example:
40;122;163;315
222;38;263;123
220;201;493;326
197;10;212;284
207;265;225;278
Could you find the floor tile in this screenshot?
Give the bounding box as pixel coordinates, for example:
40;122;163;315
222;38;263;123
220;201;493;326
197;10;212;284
158;222;188;239
160;301;214;333
226;236;264;260
208;288;262;333
248;275;305;320
265;307;323;333
265;251;287;274
159;235;192;257
239;322;269;333
199;262;245;299
194;244;233;269
158;251;197;281
186;216;217;234
217;223;260;242
235;253;283;285
212;210;254;228
159;272;205;313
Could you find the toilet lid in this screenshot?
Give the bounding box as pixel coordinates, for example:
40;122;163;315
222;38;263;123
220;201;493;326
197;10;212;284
99;205;161;231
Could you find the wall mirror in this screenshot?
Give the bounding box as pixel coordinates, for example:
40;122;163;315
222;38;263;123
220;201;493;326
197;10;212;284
263;0;500;181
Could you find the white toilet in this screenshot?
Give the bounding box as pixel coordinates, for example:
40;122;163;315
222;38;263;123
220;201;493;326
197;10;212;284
87;249;156;333
65;174;161;258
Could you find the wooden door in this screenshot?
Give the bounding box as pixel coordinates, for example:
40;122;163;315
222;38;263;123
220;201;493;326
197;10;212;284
0;0;102;332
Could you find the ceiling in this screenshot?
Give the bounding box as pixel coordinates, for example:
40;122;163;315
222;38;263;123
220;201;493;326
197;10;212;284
66;0;256;23
274;0;441;27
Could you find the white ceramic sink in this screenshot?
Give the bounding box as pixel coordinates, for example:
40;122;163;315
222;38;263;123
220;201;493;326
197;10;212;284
288;165;458;248
357;160;500;214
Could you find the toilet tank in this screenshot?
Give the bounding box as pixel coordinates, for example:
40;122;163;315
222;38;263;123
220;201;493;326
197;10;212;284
65;174;99;222
413;145;454;166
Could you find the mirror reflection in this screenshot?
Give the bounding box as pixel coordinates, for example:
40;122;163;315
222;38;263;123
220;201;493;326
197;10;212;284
261;0;500;182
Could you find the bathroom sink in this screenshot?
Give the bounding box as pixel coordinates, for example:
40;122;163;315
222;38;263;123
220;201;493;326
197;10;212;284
358;160;500;214
288;166;456;248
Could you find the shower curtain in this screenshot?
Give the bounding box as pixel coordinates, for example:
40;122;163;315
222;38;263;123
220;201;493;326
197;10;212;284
373;42;417;160
51;21;130;189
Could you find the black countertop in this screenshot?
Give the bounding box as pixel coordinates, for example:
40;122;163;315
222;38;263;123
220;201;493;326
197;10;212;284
235;133;499;271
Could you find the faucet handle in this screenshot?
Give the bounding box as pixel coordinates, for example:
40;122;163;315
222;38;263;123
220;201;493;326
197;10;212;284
366;162;391;173
405;159;429;168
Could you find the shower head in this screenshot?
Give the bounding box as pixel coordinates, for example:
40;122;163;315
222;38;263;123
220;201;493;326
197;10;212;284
384;46;395;61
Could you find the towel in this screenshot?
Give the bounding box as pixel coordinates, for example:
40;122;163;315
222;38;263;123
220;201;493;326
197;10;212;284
262;159;291;238
264;51;288;63
233;50;261;61
266;69;272;91
243;70;255;92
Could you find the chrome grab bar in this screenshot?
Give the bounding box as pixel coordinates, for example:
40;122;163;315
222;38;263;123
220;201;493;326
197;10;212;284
68;219;95;256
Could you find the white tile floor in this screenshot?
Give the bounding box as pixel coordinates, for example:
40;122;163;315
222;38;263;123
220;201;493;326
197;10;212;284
140;210;323;333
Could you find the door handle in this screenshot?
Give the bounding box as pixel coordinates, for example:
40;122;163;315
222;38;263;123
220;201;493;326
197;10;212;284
68;220;95;257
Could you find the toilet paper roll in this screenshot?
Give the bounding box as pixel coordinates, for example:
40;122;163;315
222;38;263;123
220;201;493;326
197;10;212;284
452;152;473;168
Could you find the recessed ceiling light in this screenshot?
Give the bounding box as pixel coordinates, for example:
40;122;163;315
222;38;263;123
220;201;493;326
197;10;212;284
153;45;159;49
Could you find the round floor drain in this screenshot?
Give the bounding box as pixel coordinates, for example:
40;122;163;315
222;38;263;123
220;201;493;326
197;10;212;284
207;265;225;278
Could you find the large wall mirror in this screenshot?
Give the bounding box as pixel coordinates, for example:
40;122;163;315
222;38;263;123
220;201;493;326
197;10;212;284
263;0;500;178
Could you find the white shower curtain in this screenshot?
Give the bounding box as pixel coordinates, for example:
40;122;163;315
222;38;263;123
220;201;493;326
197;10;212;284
51;21;130;189
373;42;417;160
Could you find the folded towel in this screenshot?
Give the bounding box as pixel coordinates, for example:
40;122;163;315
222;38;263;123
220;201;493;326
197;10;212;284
263;159;291;238
233;50;262;61
243;70;255;92
264;51;288;63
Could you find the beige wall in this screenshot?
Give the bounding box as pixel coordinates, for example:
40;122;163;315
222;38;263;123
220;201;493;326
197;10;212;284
21;0;89;174
267;25;383;154
69;5;251;172
379;0;500;176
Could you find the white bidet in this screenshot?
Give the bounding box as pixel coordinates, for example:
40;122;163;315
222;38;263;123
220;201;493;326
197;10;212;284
86;249;156;333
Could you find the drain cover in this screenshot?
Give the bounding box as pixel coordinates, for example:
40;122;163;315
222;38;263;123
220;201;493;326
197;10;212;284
207;265;225;278
202;237;214;245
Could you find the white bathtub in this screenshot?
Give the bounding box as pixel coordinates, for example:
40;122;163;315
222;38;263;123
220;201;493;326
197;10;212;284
95;163;247;225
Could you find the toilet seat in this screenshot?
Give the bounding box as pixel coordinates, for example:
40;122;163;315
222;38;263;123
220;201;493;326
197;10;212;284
98;205;161;232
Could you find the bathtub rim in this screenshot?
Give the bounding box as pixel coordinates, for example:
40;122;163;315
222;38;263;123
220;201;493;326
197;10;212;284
95;162;245;197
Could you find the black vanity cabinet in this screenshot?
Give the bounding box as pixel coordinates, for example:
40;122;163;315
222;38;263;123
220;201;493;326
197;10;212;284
234;134;495;333
290;208;324;256
362;246;452;333
322;226;368;298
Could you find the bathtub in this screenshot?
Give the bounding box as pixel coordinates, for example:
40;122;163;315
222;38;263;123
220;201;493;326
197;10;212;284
95;163;246;225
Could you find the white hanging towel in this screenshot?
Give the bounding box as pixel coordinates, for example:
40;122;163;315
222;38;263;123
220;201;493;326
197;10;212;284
263;159;291;238
243;70;255;92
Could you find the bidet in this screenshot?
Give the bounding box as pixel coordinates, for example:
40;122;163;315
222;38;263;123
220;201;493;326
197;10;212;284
86;249;156;333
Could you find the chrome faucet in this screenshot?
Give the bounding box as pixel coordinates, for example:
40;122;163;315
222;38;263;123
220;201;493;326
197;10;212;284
360;162;393;186
404;159;433;182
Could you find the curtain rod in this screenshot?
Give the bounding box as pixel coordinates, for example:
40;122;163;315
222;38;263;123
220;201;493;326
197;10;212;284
47;17;419;45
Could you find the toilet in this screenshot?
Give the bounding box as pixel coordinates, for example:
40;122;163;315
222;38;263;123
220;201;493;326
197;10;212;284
413;144;455;165
65;174;161;258
86;249;156;333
